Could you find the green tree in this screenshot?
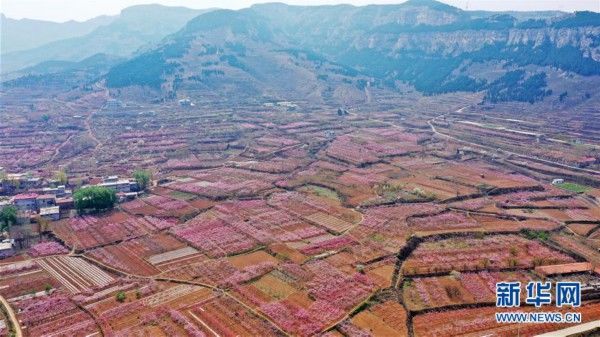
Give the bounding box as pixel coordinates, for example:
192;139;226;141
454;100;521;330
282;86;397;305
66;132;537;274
74;186;117;213
116;291;126;303
133;170;151;191
0;205;18;232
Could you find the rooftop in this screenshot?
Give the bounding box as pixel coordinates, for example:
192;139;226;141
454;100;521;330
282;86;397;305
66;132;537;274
13;193;39;200
39;206;60;215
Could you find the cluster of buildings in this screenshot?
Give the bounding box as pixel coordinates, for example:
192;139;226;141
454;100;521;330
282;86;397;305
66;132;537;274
0;171;143;255
3;185;72;222
1;171;140;226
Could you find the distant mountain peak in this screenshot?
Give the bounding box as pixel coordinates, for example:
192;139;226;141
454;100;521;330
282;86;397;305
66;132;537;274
181;9;273;40
402;0;462;12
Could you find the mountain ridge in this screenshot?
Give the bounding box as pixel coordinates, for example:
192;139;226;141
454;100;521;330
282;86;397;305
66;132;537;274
4;1;600;107
0;5;211;74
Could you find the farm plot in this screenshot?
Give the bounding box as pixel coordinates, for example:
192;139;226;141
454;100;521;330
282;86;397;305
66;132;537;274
259;298;347;336
278;167;379;207
403;271;531;310
160;256;274;287
535;262;593;276
304;260;377;311
163;154;226;170
14;293;99;337
471;214;559;232
361;204;445;230
37;256;115;294
88;244;159;276
229;157;309;174
251;272;298;301
356;204;445;250
363;257;397;287
0;260;40;278
350;224;405;253
407;211;480;234
394;174;479;201
141;284;201;307
492;188;573;208
28;241;69;257
234;259;378;335
0;269;61;299
139;194;198;218
147;246;199;265
567;223;598;236
351;300;409;337
435;161;540;191
539;208;600;222
120;233;187;260
551;234;600;266
388;155;445;170
191;295;281;336
89;283;211;334
304;212;353;234
448;197;493;211
172;199;332;257
214;199;326;242
52;212;174;250
324;130;423;166
299;235;357;256
171;216;257;258
120;198;161;216
269;191;361;232
167;167;280;198
403;235;575;275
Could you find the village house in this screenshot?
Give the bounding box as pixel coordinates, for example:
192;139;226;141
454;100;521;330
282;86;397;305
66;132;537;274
97;176;139;193
1;173;44;194
36;194;56;208
0;239;15;258
41;185;71;198
56;197;74;210
12;193;39;211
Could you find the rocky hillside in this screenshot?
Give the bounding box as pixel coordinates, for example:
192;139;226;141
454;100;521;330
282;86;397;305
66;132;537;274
8;1;600;105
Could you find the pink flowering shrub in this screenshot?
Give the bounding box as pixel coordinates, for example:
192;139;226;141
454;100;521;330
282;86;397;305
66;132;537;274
300;235;357;255
28;241;69;257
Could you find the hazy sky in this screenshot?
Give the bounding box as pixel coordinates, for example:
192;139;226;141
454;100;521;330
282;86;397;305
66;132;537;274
2;0;599;22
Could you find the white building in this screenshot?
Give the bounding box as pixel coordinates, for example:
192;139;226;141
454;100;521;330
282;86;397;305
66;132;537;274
97;176;139;193
39;206;60;221
0;239;15;258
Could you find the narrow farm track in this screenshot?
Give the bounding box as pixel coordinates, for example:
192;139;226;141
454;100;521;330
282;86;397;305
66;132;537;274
0;294;22;337
76;254;292;336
